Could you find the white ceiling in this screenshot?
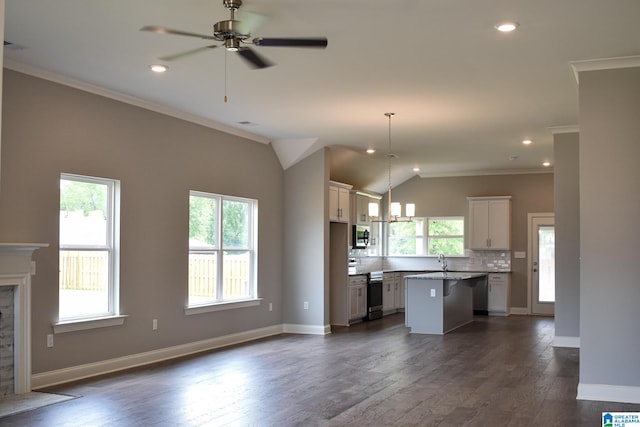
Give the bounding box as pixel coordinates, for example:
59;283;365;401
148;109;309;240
4;0;640;193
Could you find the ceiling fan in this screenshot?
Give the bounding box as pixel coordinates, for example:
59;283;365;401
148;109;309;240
141;0;328;69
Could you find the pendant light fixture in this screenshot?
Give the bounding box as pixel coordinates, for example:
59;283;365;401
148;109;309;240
369;113;415;223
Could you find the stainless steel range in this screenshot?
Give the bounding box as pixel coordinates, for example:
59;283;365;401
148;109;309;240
366;271;384;320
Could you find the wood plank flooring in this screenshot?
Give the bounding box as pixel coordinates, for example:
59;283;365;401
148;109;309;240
3;314;639;426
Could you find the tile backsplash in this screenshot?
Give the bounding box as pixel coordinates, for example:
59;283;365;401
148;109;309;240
349;250;511;274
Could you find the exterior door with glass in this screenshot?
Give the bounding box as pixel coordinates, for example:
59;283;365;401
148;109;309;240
530;214;555;315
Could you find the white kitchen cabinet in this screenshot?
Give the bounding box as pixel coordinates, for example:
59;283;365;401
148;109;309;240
468;196;511;250
382;272;402;314
354;193;381;224
396;273;406;310
488;273;510;316
348;275;367;321
329;182;352;223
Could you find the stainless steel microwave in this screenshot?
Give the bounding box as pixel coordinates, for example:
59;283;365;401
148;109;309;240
352;224;370;249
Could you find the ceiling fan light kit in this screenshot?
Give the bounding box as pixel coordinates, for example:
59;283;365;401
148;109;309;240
141;0;327;69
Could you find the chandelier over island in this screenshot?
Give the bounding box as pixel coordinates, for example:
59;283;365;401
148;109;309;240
369;113;415;223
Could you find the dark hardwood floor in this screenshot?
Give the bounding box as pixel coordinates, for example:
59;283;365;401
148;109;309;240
3;314;639;426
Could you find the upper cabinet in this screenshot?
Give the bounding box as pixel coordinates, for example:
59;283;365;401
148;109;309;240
329;181;352;223
354;192;381;225
468;196;511;250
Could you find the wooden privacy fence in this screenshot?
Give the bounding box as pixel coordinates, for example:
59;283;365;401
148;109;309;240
189;254;249;299
59;251;108;291
60;251;250;298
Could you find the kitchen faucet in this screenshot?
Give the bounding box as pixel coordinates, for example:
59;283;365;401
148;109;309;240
438;253;448;272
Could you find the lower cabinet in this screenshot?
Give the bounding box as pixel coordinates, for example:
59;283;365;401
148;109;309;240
488;273;510;316
349;275;367;321
383;272;403;315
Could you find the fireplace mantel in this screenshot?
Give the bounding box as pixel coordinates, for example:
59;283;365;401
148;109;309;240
0;243;48;394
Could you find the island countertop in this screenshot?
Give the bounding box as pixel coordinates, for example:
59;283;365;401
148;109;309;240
405;272;488;281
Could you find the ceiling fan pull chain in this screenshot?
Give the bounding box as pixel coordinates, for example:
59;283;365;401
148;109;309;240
224;49;228;103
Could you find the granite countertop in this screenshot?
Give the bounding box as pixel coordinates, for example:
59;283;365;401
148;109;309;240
405;272;488;280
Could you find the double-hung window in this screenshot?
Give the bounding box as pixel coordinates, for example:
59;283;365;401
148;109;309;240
388;217;464;256
59;174;120;321
188;191;257;307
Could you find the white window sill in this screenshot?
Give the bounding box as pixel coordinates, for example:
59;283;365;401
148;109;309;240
53;315;128;334
185;298;263;316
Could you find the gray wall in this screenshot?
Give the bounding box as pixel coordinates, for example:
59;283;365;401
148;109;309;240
391;173;554;308
0;70;285;374
283;148;329;328
553;132;580;341
579;67;640;387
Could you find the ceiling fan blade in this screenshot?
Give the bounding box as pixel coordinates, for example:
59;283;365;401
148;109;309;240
140;25;216;40
253;37;328;48
235;11;268;36
237;47;274;69
158;45;219;62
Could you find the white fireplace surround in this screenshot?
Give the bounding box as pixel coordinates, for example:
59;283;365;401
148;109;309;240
0;243;47;394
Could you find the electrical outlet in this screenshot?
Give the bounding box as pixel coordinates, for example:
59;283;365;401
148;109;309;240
47;334;54;348
303;301;309;310
152;319;158;330
269;302;273;311
430;289;436;297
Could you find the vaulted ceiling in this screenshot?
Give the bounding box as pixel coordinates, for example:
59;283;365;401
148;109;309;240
5;1;640;193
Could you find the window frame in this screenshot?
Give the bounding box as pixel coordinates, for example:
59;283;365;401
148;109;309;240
56;173;122;330
187;191;259;312
386;216;465;257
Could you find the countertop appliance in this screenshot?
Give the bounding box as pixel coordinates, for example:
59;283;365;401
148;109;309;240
366;271;384;320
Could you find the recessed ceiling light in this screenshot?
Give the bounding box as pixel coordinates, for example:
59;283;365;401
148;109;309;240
542;161;552;167
412;167;420;172
366;148;376;154
495;22;520;32
522;139;533;145
149;64;168;73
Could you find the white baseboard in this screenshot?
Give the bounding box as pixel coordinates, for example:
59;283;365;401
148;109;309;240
578;383;640;404
282;323;331;335
32;324;283;389
553;336;580;348
509;307;530;315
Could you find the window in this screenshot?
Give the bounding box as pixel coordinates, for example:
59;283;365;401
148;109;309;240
59;174;119;321
388;217;464;256
188;191;257;307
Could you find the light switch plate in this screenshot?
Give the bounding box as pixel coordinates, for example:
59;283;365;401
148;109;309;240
430;289;436;297
514;251;526;259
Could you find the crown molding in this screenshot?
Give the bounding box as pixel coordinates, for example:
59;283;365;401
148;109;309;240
549;125;579;134
570;55;640;84
417;168;553;179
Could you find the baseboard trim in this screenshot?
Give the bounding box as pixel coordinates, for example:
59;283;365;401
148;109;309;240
577;383;640;404
509;307;530;315
282;323;331;335
32;324;284;389
553;336;580;348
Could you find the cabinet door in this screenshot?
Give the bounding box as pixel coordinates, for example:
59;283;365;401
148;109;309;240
394;273;404;309
349;285;360;320
356;285;367;318
488;200;510;249
488;273;510;315
382;280;395;312
329;186;350;223
469;200;490;249
329;186;340;222
355;194;369;224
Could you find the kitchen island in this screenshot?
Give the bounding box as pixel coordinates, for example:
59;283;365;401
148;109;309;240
404;272;487;335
